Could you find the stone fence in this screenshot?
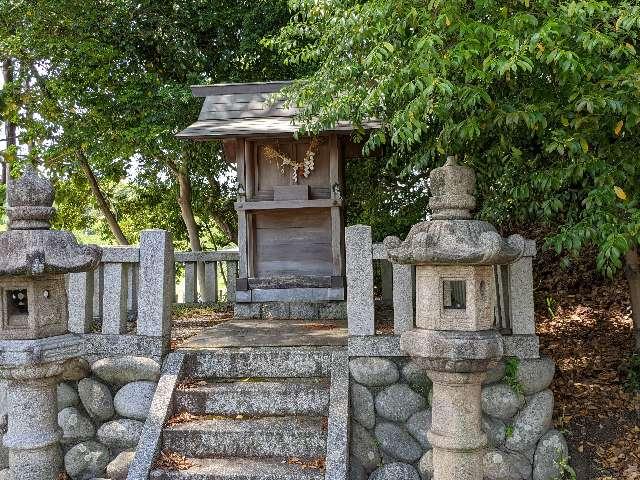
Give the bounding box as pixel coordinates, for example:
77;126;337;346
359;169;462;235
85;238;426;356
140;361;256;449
345;225;539;359
174;250;239;304
66;230;239;361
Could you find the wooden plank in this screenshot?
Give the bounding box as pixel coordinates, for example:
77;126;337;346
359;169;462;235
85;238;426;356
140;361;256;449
235;199;342;211
331;207;343;276
245;140;254;199
199;108;296;122
236;138;249;278
191;81;291;97
247;213;256;278
201;96;285;110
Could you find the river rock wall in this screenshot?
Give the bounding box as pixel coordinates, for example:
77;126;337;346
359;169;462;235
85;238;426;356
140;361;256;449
348;355;568;480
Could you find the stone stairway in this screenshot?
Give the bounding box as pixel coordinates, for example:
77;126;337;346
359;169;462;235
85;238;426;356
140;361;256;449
145;347;347;480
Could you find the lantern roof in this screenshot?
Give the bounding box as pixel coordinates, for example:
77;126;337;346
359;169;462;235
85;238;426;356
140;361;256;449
0;167;102;276
384;157;524;266
176;81;379;140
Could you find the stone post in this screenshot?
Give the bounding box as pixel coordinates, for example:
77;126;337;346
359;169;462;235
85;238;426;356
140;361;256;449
385;157;525;480
345;225;375;336
0;167;102;480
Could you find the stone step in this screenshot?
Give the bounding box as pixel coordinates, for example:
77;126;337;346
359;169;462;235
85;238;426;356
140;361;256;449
175;379;330;416
162;416;327;459
185;348;335;379
150;457;325;480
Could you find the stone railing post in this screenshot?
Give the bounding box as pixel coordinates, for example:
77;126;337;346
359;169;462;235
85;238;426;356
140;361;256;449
225;260;237;303
392;263;414;335
137;230;174;341
67;271;94;333
0;167;102;480
503;240;540;359
203;261;218;303
346;225;375;336
386;157;525;480
184;261;198;303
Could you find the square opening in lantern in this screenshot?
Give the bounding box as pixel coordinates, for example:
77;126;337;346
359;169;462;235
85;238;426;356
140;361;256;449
6;288;29;324
443;280;466;309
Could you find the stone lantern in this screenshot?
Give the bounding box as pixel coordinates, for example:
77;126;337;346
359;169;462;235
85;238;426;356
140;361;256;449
0;167;101;480
385;157;525;480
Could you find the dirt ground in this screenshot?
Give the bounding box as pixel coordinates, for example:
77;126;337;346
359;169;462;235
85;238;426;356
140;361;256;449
534;246;640;480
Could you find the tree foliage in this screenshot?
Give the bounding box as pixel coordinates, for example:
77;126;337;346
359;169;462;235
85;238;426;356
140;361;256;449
0;0;299;245
270;0;640;275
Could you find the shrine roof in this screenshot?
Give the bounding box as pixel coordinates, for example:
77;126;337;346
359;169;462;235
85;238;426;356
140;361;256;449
176;81;378;139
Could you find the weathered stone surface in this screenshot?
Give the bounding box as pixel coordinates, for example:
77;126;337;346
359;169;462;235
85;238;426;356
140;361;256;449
346;225;375;335
64;441;110;480
318;302;347;320
482;415;506;447
0;469;8;480
58;407;95;444
505;389;554;452
91;356;160;385
106;450;135;480
401;361;432;394
406;409;432;449
349;358;399;387
481;383;524;420
375;384;426;423
62;358;91;382
96;419;144;450
78;378;114;422
417;450;433;480
517;357;555;396
483;449;532;480
484;361;506;385
349;456;367;480
114;381;156;420
351;383;375;430
370;462;420;480
351;422;381;473
374;422;422;464
533;429;569;480
58;382;80;410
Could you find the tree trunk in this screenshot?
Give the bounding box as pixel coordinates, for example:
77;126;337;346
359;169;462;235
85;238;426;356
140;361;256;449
624;248;640;352
77;151;129;245
176;169;206;299
2;59;15;185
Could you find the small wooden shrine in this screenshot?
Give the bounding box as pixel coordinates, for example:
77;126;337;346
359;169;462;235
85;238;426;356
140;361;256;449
178;81;370;304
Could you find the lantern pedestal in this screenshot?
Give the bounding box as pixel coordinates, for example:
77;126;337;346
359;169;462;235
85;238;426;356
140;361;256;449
0;335;84;480
401;329;502;480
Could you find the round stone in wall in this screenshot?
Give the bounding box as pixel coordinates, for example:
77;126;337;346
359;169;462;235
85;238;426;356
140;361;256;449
351;383;376;430
114;381;156;420
483;449;532;480
106;450;136;480
504;389;554;453
369;462;420;480
484;360;506;385
401;361;432;393
349;358;399;387
92;356;161;385
78;378;115;422
351;422;381;473
349;455;367;480
517;357;555;396
533;429;569;480
58;382;80;411
58;407;95;445
482;415;506;447
374;422;422;463
97;418;144;450
375;384;426;423
481;383;524;420
62;357;91;382
418;450;433;480
405;409;432;449
64;441;110;479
